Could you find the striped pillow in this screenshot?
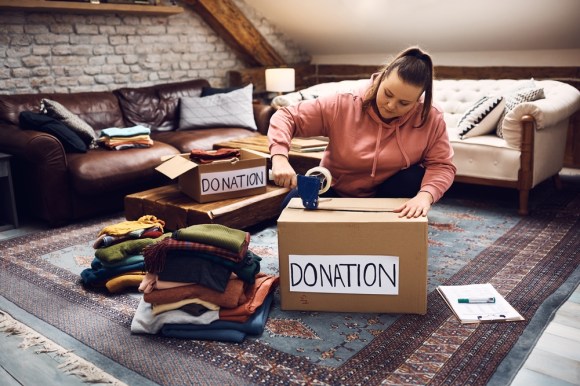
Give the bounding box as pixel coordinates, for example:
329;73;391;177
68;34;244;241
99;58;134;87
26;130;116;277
458;95;505;139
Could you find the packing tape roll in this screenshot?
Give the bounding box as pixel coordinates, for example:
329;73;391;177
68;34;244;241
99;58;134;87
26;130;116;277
305;166;332;194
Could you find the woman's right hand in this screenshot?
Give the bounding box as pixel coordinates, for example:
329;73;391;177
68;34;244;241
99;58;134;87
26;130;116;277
271;154;297;188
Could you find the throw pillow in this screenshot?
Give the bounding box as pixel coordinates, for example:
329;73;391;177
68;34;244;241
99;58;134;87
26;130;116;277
457;96;505;139
178;84;257;131
19;111;87;153
496;87;545;138
200;86;241;97
41;98;98;148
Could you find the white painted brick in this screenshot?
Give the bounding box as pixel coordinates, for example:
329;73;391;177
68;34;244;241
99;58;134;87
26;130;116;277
32;67;51;77
79;76;96;85
116;65;131;74
56;77;80;87
22;56;46;67
74;24;99;35
95;75;114;84
0;69;10;79
93;45;114;55
1;4;308;95
9;35;33;46
32;46;51;56
12;68;31;78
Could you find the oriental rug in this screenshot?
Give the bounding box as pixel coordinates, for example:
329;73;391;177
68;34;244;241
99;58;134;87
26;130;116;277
0;180;578;386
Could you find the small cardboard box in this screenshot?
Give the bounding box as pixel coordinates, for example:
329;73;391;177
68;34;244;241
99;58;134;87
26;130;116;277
156;149;268;203
277;197;428;314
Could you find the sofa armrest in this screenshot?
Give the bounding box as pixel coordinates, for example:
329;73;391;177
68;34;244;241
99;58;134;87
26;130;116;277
0;124;67;166
503;81;580;131
0;123;72;225
253;103;276;135
501;81;580;150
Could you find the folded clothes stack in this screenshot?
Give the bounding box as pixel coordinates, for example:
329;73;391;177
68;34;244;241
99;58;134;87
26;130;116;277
80;215;169;293
97;125;154;150
130;223;279;343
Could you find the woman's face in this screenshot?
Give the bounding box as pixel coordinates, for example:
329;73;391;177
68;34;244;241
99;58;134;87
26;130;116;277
375;69;423;120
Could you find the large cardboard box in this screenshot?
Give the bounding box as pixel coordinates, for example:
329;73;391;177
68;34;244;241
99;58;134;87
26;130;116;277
155;149;268;203
277;197;428;314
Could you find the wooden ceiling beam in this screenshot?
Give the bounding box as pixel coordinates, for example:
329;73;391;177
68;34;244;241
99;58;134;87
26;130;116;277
181;0;286;67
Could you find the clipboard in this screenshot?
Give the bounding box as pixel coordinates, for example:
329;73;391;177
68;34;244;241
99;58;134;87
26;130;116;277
437;283;525;324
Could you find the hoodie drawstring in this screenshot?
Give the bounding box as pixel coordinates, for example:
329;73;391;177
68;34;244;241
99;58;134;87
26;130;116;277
370;122;411;178
395;124;411;169
370;123;382;178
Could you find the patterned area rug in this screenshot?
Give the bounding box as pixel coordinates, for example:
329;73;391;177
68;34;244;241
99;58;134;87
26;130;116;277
0;180;578;385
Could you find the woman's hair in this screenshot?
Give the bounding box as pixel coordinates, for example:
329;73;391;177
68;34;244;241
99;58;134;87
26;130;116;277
363;46;434;127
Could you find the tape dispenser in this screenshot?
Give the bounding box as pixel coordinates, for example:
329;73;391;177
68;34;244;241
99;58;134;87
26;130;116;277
296;166;332;209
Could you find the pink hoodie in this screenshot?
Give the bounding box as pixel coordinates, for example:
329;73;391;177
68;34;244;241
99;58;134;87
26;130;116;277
268;75;456;202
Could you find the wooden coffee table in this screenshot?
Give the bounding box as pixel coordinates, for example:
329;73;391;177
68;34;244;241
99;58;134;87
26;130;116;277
213;135;323;175
125;184;290;231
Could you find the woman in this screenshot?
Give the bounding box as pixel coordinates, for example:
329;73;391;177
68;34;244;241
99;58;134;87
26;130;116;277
268;46;456;218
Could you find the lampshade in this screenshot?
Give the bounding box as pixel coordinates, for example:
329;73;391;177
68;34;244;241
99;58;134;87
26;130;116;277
265;68;295;93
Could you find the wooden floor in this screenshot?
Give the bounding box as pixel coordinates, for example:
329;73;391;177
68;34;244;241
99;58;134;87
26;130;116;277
1;169;579;385
510;285;580;386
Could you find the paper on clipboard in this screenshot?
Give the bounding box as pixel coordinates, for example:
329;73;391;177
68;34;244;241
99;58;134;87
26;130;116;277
437;283;525;324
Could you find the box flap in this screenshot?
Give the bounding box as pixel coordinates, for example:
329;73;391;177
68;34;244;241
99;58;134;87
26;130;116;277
287;197;408;211
282;197;427;223
155;155;197;179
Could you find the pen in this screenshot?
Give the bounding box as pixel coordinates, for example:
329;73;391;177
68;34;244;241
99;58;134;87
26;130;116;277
458;297;496;304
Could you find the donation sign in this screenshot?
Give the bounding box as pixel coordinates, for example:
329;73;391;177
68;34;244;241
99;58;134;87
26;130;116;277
288;254;400;295
200;166;266;195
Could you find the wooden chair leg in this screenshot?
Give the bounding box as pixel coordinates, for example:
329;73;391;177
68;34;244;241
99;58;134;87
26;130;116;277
553;174;563;190
518;189;529;216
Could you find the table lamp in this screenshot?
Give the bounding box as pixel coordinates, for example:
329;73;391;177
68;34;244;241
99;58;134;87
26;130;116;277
265;68;295;95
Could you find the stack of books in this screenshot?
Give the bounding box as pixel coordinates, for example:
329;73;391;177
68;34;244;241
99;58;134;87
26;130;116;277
290;137;328;153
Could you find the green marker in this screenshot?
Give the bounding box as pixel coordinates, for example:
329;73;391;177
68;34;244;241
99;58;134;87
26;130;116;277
458;297;496;304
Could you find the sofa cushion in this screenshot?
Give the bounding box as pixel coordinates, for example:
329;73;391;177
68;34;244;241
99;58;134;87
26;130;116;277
457;96;505;139
496;87;545;138
447;126;521;182
178;84;257;131
116;79;209;132
151;127;261;152
41;98;98;148
66;141;179;196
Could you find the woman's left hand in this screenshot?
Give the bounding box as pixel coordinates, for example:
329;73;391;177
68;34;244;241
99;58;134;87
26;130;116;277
393;191;433;218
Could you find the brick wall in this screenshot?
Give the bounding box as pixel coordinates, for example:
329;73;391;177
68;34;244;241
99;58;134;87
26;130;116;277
0;0;310;95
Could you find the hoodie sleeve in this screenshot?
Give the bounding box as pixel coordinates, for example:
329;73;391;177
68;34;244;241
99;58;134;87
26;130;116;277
420;117;457;203
268;97;335;157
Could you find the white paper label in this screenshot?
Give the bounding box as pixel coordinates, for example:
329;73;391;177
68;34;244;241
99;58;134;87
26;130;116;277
200;166;266;195
288;254;399;295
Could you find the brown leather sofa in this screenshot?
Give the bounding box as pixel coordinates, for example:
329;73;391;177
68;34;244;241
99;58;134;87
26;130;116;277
0;79;275;226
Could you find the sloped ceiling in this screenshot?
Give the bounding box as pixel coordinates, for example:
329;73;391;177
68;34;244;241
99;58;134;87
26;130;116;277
244;0;580;55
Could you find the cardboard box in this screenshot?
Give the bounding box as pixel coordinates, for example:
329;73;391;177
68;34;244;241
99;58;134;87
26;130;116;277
277;197;428;314
155;149;268;203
